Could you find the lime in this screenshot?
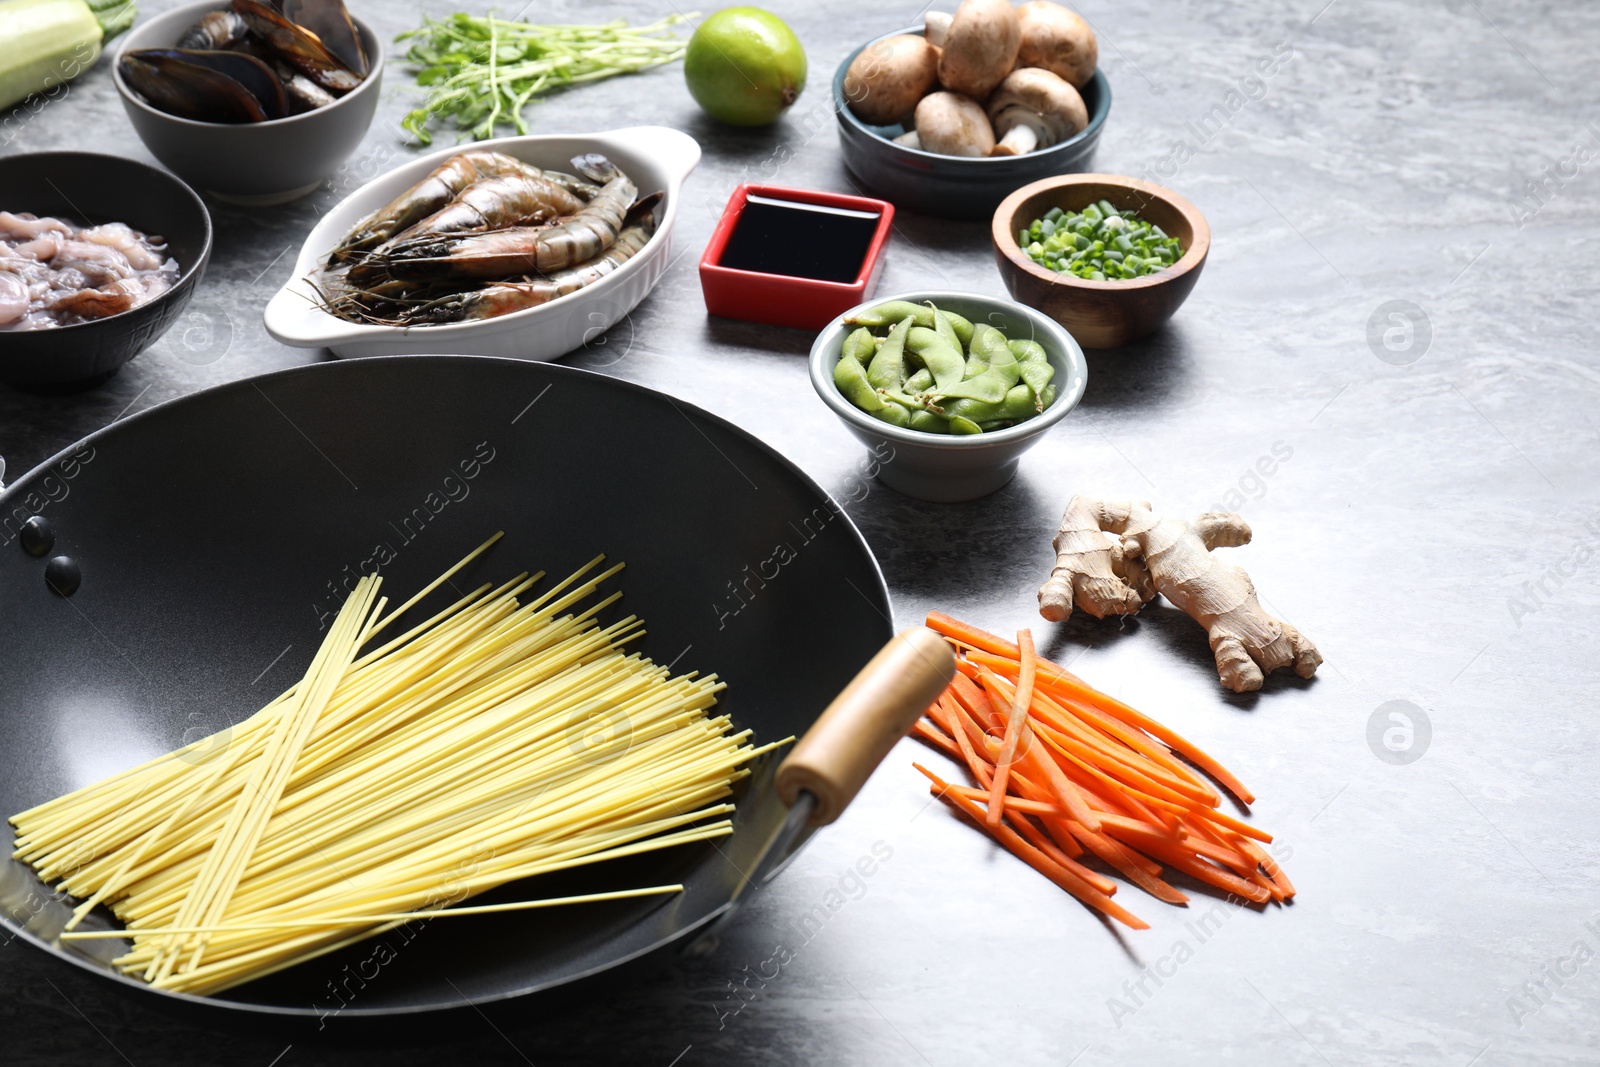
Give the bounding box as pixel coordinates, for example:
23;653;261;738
684;8;807;126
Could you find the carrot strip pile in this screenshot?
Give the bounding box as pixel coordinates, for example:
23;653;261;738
913;612;1294;930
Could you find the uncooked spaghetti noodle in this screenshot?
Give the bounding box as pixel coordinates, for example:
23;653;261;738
10;535;773;995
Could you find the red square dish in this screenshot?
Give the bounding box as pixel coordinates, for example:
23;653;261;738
699;185;894;331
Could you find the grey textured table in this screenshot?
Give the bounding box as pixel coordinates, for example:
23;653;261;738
3;1;1597;1064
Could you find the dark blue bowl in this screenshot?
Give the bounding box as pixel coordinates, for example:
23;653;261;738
832;27;1111;220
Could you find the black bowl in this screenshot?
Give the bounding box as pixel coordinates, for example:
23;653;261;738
0;151;212;390
832;27;1112;220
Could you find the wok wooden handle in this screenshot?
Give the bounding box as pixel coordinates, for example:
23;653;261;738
776;626;955;827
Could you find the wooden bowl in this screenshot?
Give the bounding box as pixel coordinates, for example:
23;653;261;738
992;175;1210;349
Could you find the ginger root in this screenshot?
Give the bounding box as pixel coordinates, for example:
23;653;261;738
1038;497;1321;693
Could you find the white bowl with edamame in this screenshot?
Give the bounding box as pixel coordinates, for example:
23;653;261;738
808;290;1088;503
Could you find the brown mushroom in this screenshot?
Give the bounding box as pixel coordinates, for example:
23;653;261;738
844;34;941;126
986;67;1087;155
1015;0;1098;89
914;91;995;156
936;0;1021;99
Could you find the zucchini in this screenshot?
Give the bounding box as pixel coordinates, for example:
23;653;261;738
0;0;136;113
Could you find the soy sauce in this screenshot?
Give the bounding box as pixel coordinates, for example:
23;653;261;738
717;195;880;284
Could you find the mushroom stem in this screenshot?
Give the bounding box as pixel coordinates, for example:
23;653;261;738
992;125;1040;156
925;11;952;47
985;67;1087;157
894;130;922;149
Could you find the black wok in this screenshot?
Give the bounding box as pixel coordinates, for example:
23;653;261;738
0;356;951;1019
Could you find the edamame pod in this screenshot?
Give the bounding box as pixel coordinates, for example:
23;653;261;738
962;345;990;380
941;395;1003;422
841;327;876;365
905;326;967;391
870;402;911;427
904;367;934;393
992;383;1042;421
947;415;984;435
878;385;924;410
1007;339;1055;409
866;317;914;391
931;306;963;354
834;349;889;413
1008;338;1049;363
845;301;975;346
930;326;1018;403
946;382;1058;425
1019;362;1054;409
908;409;950;434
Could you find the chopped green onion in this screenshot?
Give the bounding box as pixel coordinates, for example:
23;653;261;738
1018;203;1185;281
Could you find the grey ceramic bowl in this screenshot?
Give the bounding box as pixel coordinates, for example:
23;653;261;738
113;0;383;206
808;290;1088;502
832;27;1111;220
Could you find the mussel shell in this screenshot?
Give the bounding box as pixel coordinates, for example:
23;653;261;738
273;60;337;114
125;47;291;120
231;0;360;94
178;49;289;119
176;10;250;50
279;0;367;78
119;49;288;123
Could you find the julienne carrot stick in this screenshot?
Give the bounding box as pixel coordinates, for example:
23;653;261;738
978;669;1103;832
1028;684;1221;802
914;764;1149;931
1240;838;1296;899
912;720;961;760
911;611;1293;930
998;806;1118;896
961;643;1254;802
1036;673;1256;806
948;672;1003;731
969;648;1255;806
939;694;997;790
925;612;1018;659
1075;830;1189;905
948;785;1054;817
986;629;1038;829
1027;689;1210;801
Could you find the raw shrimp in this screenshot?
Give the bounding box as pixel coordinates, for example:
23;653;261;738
378;166;637;282
385;172;587;246
409;222;656;323
326;150;537;262
507;161;600;202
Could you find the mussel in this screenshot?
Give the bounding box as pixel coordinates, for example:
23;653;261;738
232;0;363;94
176;10;250;50
119;49;289;123
129;0;366;124
272;62;338;113
279;0;368;79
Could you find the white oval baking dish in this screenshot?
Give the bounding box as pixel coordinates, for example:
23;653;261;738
263;125;700;359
